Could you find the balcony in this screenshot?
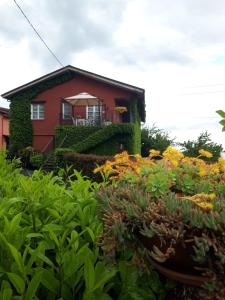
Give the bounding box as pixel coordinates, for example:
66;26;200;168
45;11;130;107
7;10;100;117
59;108;130;126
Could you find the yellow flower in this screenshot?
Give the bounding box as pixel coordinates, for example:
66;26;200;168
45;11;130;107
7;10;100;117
93;165;103;174
198;149;213;158
208;193;216;200
162;147;184;167
199;168;206;177
218;157;225;172
208;164;220;175
163;147;184;159
149;149;161;158
196;202;213;210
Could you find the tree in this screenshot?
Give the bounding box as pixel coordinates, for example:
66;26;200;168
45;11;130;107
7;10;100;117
141;126;174;157
179;131;223;162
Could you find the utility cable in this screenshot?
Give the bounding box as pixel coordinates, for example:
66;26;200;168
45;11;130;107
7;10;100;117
13;0;64;68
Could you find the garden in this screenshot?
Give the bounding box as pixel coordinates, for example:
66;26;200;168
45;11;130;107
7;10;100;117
0;141;224;299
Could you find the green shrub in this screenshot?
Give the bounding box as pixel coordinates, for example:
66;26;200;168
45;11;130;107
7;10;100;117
56;150;112;181
179;131;223;162
141;126;174;157
54;147;74;168
55;123;140;156
30;153;45;169
55;125;101;148
0;151;168;299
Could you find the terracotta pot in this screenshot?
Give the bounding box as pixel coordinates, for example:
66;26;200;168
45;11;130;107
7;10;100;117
147;255;209;287
139;234;210;286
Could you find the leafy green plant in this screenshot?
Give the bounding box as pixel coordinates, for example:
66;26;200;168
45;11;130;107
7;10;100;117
216;110;225;131
30;153;45;169
179;131;223;162
0;151;170;299
141;126;174;157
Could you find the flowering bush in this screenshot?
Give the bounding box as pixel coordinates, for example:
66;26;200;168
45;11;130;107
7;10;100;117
95;147;225;298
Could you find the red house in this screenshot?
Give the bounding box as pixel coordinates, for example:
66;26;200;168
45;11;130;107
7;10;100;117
0;107;9;149
2;66;145;155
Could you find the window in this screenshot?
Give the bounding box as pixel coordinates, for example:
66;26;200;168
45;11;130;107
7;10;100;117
31;103;44;120
62;102;71;119
86;105;101;123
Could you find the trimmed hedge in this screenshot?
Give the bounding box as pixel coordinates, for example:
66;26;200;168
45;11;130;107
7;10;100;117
55;150;112;181
55;125;101;148
72;123;135;154
55;123;139;155
130;96;141;154
9;98;33;155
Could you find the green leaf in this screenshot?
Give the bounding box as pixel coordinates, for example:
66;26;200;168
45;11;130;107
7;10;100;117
25;270;42;300
84;258;95;291
40;269;59;294
1;281;12;300
85;227;95;242
0;234;25;275
7;273;25;294
92;262;116;291
2;288;12;300
216;110;225;118
219;119;225;126
26;233;44;239
33;251;54;268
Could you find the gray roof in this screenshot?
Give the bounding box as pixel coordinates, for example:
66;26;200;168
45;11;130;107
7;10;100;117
1;65;144;98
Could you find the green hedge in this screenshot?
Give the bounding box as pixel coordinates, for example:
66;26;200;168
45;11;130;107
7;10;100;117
55;149;111;181
55;123;139;155
9;73;73;155
9;99;33;155
72;123;136;154
55;125;101;148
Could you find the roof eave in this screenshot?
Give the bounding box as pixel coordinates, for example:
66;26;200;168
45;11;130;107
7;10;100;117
1;65;145;99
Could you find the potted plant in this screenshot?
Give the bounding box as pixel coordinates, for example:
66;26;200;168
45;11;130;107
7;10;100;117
115;106;128;114
94;148;225;295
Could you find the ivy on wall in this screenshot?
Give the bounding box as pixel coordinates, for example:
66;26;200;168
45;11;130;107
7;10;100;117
9;72;73;155
55;125;101;148
55;123;137;156
54;96;142;156
9;98;33;154
130;95;141;154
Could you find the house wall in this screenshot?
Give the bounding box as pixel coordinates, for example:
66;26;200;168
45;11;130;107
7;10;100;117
32;75;133;152
0;114;9;148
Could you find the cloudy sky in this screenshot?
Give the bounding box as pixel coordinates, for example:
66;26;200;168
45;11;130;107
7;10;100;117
0;0;225;148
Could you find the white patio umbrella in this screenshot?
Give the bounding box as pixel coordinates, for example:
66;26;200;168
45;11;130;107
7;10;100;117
63;92;103;125
64;92;101;106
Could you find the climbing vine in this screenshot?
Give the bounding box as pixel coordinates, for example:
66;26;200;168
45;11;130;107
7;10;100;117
9;72;73;155
130;95;141;154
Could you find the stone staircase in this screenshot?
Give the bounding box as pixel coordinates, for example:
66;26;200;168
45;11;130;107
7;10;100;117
42;154;56;172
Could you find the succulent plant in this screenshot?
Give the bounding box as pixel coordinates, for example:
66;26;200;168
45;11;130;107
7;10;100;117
95;147;225;296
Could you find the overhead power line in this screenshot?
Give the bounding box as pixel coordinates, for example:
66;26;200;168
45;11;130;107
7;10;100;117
183;83;225;89
178;90;225;96
13;0;64;68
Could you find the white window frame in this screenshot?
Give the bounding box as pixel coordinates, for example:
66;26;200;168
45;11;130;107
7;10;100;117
62;102;71;119
31;103;45;120
86;105;101;121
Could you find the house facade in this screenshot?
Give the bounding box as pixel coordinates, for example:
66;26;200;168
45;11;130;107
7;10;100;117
0;107;9;149
2;66;145;155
